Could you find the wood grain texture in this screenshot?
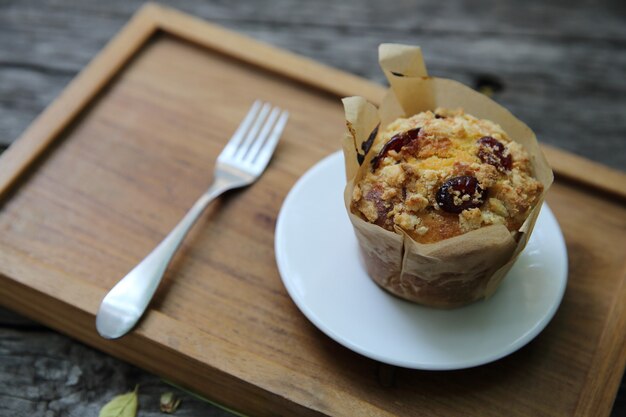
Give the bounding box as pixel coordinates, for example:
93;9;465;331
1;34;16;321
0;327;233;417
541;144;626;199
0;2;625;417
0;6;157;200
1;0;626;171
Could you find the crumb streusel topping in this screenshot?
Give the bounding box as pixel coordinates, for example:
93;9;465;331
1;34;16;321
351;108;543;243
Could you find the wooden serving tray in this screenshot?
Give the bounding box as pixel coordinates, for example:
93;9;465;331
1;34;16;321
1;4;625;416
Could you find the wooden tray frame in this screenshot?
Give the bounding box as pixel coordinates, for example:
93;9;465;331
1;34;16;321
0;4;625;416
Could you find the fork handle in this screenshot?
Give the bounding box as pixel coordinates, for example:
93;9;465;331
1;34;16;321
95;176;235;339
152;177;232;268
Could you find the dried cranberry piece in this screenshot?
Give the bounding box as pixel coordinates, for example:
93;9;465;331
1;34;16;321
477;136;512;171
364;187;392;228
371;128;420;171
436;175;487;214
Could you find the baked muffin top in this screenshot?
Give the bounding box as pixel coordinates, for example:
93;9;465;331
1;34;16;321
351;108;543;243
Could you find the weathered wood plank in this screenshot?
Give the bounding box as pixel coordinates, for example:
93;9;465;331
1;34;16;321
0;326;232;417
0;0;625;170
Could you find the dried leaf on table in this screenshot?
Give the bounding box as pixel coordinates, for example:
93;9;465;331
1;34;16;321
99;386;138;417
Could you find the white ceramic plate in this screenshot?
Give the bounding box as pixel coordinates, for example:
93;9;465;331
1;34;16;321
275;151;567;370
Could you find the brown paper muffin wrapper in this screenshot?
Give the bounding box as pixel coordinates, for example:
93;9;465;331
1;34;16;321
342;44;553;308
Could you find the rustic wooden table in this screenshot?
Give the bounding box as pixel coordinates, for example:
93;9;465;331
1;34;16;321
0;0;624;416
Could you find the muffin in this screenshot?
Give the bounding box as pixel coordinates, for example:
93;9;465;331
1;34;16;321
341;44;553;308
351;108;544;244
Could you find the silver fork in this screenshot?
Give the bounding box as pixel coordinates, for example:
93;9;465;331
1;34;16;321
96;101;289;339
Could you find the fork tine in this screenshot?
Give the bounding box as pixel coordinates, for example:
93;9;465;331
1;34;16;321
244;106;280;161
221;101;262;158
253;110;289;166
235;102;271;158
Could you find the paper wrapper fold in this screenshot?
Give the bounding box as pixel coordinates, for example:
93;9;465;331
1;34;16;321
342;44;553;308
